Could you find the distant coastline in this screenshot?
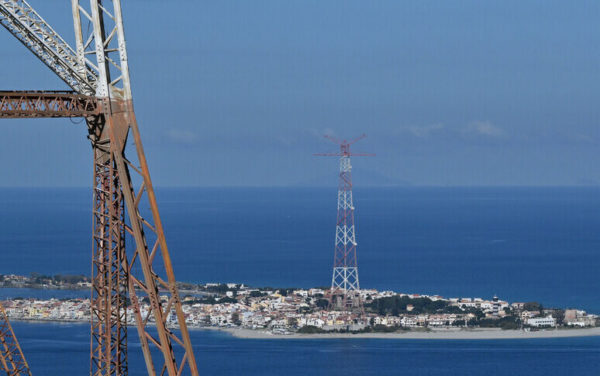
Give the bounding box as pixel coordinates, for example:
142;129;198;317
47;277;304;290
3;276;599;340
221;327;600;340
8;318;600;340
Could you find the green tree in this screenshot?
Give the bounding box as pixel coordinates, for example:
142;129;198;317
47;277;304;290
231;312;241;325
523;302;543;313
297;325;325;334
365;296;451;315
552;309;565;325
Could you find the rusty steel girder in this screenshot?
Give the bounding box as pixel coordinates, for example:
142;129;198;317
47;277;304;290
90;140;128;376
1;0;200;374
99;100;199;376
0;91;100;118
0;303;31;376
0;94;201;376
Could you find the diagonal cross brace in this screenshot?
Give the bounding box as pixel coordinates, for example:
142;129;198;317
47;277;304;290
0;90;101;118
0;0;97;94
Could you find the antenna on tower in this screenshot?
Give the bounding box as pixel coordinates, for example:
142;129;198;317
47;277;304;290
314;134;374;315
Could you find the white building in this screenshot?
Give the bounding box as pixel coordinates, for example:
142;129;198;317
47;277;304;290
527;316;556;328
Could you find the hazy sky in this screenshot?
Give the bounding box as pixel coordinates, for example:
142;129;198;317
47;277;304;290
0;0;599;187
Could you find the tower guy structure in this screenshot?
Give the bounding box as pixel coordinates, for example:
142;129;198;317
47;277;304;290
315;134;373;312
0;1;198;375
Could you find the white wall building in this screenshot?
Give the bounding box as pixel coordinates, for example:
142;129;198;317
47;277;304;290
527;316;556;327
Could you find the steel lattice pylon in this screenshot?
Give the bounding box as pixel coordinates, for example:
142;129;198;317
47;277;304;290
0;303;31;376
90;149;128;376
315;134;374;313
0;1;199;375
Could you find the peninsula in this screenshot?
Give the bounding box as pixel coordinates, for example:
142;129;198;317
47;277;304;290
2;273;598;339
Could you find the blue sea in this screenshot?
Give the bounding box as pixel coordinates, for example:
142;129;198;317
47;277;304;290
1;187;600;374
11;321;600;376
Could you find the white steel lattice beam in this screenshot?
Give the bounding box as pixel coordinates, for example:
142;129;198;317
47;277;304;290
72;0;131;100
0;0;97;94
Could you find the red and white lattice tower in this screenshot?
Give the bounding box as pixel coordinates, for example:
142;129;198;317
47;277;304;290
315;134;374;313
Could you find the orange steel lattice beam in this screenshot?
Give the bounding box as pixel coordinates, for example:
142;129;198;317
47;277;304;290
0;94;201;376
90;138;128;376
0;303;31;376
0;0;200;373
0;91;101;118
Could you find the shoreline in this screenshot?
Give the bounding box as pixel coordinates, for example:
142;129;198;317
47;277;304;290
9;318;600;340
219;327;600;340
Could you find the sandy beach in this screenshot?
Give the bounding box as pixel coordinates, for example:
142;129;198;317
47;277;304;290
219;327;600;340
11;319;600;340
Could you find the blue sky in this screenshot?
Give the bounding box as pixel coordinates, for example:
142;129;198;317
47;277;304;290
0;0;599;186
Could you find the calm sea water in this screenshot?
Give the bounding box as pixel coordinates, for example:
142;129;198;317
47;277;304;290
1;187;600;373
11;321;600;376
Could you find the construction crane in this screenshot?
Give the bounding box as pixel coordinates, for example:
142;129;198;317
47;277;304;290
0;1;199;375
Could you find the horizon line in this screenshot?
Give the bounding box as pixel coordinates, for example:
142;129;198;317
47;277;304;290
1;184;600;189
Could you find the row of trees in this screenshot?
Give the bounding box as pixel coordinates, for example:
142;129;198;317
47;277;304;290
365;296;450;315
28;273;89;285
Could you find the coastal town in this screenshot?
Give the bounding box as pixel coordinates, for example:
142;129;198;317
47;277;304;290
1;274;597;335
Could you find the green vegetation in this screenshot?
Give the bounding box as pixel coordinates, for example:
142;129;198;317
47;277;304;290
176;282;198;290
316;298;329;309
231;312;241;325
552;309;565;325
297;325;325;334
371;324;401;333
53;274;89;284
249;291;267;298
181;296;238;305
464;307;486;319
366;296;451;315
204;284;234;294
277;288;297;297
26;273;90;285
523;302;543;313
0;273;90;286
478;316;519;330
